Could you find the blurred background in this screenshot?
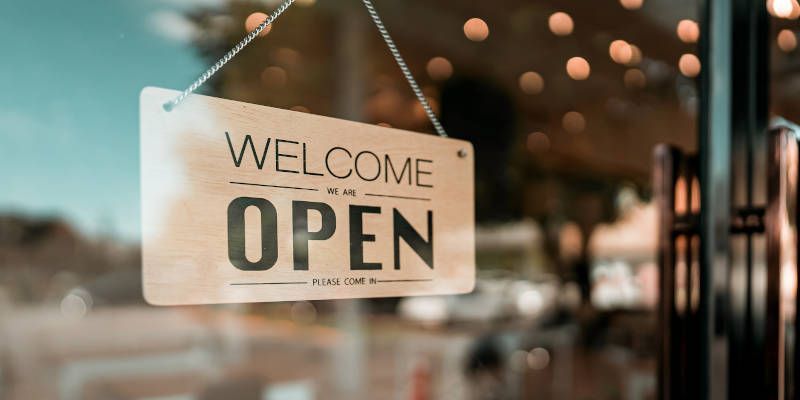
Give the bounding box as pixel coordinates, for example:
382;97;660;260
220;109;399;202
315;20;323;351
1;0;799;399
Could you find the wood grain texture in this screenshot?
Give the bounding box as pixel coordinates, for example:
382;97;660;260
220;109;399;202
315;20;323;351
140;87;475;305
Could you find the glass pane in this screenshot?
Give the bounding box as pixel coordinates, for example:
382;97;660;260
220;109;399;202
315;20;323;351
0;1;700;399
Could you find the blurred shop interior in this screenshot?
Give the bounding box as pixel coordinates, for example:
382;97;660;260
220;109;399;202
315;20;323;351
2;0;800;399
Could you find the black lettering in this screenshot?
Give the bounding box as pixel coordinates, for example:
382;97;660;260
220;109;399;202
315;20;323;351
275;139;299;174
225;132;271;169
292;201;336;270
385;155;412;185
393;209;433;269
303;142;324;176
227;197;278;271
349;205;382;270
415;159;433;188
355;151;381;181
326;147;353;179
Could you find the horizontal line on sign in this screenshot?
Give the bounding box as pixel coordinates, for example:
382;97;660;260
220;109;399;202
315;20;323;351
230;282;308;285
230;181;319;191
364;193;431;201
376;279;434;283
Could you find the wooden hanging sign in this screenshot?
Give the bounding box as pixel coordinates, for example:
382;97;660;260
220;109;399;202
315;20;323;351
140;87;475;305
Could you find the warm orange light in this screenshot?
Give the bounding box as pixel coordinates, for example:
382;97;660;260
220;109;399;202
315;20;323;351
261;66;288;87
768;0;800;18
245;12;272;37
463;18;490;42
566;57;591;80
527;131;551;152
770;0;796;17
412;97;439;120
519;71;544;94
679;54;701;77
628;44;642;65
609;40;633;64
676;19;700;43
778;29;798;52
624;68;646;88
619;0;644;10
426;57;453;81
291;105;310;113
274;47;301;66
548;12;574;36
562;111;586;133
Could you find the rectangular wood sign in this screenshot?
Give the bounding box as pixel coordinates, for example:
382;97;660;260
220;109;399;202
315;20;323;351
140;87;475;305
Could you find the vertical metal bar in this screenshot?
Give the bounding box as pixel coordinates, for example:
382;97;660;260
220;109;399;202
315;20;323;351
699;0;732;397
656;145;678;400
766;129;790;400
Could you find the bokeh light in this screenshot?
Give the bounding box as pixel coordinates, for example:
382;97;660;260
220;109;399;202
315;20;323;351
624;68;647;88
563;111;586;133
548;12;574;36
609;40;633;64
778;29;798;52
527;131;551;152
463;18;490;42
261;66;288;87
291;105;310;113
678;53;701;77
628;44;642;65
769;0;799;18
619;0;644;10
519;71;544;94
527;348;551;370
245;12;272;37
676;19;700;43
426;57;453;81
566;57;591;80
